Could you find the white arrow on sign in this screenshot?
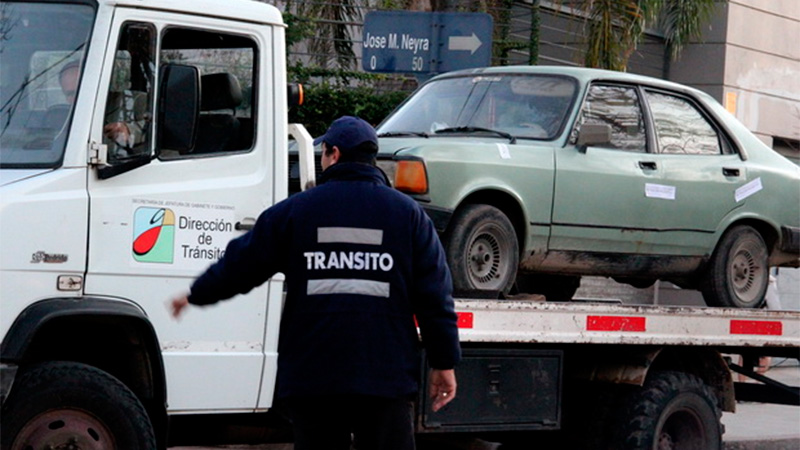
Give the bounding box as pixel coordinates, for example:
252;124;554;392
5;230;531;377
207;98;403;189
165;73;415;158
448;32;482;55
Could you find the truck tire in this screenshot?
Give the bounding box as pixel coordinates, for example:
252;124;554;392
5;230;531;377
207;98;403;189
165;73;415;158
514;273;581;301
614;371;722;450
444;204;518;296
702;225;768;308
1;361;156;450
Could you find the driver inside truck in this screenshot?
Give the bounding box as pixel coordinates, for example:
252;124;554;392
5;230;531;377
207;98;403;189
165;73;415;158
102;24;155;161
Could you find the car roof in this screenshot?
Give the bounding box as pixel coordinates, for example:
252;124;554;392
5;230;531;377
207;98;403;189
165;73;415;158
432;65;707;99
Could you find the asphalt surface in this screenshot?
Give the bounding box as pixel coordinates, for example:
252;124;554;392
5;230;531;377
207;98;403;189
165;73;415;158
171;361;799;450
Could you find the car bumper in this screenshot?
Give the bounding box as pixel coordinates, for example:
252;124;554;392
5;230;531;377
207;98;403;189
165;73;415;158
781;226;800;254
422;204;454;233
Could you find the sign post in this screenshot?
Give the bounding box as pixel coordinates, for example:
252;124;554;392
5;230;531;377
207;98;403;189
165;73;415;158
362;11;493;76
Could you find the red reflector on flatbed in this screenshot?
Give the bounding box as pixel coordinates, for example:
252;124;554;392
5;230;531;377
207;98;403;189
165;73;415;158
730;320;782;336
587;315;646;332
457;312;474;329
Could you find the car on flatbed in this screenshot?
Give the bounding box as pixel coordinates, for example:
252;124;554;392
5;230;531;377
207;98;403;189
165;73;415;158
372;66;800;308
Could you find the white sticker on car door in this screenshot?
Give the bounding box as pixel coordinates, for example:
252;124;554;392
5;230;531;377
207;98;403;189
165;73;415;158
735;177;763;202
645;183;676;200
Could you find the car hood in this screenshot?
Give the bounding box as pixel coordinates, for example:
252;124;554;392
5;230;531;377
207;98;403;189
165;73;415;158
377;136;522;156
0;169;52;187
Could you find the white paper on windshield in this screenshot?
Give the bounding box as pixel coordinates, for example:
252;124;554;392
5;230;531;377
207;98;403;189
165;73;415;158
497;143;511;159
735;177;763;202
645;183;676;200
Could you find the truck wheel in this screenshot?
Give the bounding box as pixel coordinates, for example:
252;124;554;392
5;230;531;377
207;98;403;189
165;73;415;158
614;371;722;450
702;225;768;308
515;273;581;301
445;204;518;296
1;361;156;450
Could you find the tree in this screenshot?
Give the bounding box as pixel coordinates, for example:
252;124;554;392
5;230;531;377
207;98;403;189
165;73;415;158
565;0;720;71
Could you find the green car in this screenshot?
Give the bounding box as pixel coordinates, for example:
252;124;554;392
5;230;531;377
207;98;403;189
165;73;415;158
373;66;800;308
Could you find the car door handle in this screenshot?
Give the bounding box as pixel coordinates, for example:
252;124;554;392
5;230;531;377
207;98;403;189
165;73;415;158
638;161;658;171
723;167;740;177
235;217;257;231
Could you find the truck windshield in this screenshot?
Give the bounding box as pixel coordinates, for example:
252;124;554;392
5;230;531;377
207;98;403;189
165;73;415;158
378;74;577;141
0;2;95;169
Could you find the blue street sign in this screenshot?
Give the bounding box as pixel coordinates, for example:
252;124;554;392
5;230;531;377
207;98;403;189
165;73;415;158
362;11;493;75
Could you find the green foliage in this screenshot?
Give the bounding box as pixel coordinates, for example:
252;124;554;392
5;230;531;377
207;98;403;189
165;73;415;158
289;83;410;136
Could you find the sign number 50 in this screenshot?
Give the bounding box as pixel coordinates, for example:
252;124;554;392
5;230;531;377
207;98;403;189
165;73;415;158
412;56;424;71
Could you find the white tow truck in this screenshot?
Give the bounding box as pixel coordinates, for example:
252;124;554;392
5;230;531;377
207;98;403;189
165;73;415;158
0;1;797;449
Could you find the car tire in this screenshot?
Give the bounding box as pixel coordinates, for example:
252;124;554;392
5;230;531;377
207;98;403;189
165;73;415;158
445;204;519;296
702;225;768;308
515;273;581;301
1;361;156;450
612;371;722;450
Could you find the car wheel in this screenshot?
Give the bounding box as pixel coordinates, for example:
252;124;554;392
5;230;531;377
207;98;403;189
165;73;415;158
515;273;581;301
612;371;722;450
1;361;156;450
445;204;519;296
702;225;768;308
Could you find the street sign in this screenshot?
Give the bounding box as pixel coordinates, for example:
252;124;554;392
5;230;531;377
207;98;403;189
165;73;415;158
362;11;493;75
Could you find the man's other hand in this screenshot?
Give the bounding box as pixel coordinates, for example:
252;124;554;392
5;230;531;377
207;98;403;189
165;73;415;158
428;368;457;412
170;295;190;320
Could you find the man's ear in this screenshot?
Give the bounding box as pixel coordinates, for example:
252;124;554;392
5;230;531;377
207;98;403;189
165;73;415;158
330;146;341;164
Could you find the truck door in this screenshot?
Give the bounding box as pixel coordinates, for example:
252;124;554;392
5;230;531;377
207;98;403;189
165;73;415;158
85;10;281;412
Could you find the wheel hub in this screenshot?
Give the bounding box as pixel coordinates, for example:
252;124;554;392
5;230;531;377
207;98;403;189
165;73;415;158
730;249;758;297
468;234;500;284
11;409;115;450
657;431;675;450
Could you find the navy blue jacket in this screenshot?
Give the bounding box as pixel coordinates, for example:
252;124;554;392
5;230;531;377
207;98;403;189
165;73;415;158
189;162;461;399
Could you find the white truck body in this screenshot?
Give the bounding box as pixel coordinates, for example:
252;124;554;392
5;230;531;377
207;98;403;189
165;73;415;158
1;1;798;449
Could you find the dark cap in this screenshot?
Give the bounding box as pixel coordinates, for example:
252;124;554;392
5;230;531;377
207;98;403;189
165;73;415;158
313;116;378;153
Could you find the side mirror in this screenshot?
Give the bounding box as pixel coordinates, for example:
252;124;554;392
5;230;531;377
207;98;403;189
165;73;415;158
157;64;199;154
577;123;611;152
288;83;304;109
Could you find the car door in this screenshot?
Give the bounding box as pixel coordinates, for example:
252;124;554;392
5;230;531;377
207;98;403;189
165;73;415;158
85;10;280;412
551;83;665;255
642;88;744;252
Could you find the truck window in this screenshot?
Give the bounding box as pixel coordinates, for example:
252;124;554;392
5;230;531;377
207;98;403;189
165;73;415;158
159;28;257;159
0;2;95;168
104;23;156;165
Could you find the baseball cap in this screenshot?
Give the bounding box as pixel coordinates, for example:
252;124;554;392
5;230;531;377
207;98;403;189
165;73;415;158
313;116;378;153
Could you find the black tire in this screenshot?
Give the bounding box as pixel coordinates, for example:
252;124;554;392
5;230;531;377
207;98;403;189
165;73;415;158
444;204;519;296
702;225;768;308
515;273;581;301
613;371;722;450
1;361;156;450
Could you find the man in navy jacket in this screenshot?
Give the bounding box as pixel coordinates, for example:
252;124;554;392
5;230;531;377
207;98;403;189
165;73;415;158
171;116;461;450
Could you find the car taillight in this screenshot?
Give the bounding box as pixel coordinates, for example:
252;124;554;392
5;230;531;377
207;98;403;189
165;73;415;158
395;160;428;194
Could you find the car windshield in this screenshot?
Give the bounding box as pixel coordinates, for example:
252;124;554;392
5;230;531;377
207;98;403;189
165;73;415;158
0;2;95;169
378;74;577;141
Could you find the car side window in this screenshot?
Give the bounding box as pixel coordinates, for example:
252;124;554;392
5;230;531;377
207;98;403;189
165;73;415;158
646;91;722;155
104;23;156;165
572;84;646;152
159;28;257;159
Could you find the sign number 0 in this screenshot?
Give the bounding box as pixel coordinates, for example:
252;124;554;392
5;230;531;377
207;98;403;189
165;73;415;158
370;56;377;70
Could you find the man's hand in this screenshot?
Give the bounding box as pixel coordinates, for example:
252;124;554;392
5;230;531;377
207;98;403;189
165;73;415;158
103;122;131;146
428;368;457;412
170;295;190;320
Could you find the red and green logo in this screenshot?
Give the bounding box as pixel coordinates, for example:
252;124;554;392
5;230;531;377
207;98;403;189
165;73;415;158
133;207;175;263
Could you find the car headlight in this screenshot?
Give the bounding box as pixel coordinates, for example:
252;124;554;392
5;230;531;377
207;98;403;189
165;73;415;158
377;158;428;194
